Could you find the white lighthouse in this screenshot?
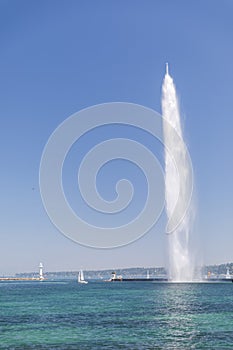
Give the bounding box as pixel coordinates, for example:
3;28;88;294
39;262;44;280
226;267;231;279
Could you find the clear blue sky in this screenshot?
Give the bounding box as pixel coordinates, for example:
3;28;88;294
0;0;232;274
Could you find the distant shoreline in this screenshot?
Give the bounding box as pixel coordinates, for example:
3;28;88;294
1;262;230;280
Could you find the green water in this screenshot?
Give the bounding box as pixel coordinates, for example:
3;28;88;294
0;281;233;349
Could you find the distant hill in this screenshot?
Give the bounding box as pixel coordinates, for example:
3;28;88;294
15;263;233;280
16;267;166;280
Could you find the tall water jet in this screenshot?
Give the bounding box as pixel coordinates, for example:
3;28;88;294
162;63;194;282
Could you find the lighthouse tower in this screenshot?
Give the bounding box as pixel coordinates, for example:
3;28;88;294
226;267;231;279
39;263;44;280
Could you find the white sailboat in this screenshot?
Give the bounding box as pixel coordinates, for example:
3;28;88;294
78;270;88;284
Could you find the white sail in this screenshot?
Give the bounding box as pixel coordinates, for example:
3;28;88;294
78;270;88;284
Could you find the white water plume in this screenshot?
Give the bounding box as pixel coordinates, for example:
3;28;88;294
162;64;195;282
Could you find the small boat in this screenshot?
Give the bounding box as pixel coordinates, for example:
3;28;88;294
78;270;88;284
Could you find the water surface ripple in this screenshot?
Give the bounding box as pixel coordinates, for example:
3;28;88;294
0;281;233;349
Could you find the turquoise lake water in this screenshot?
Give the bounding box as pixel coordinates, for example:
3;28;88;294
0;281;233;349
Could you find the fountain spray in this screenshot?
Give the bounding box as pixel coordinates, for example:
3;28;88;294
162;64;194;282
